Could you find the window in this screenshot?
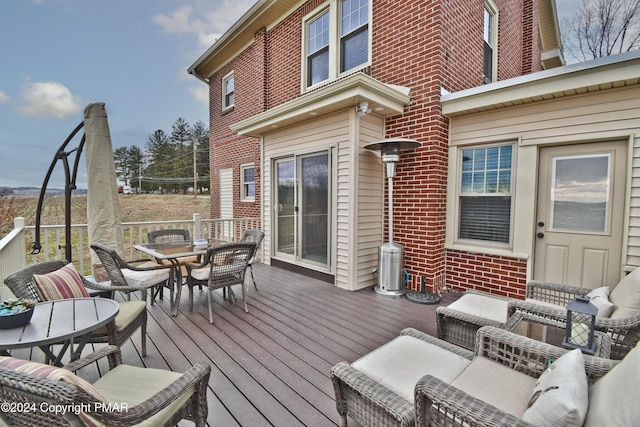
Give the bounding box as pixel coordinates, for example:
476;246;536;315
303;0;370;89
240;163;255;201
307;11;330;87
483;3;497;83
458;144;513;244
222;72;234;109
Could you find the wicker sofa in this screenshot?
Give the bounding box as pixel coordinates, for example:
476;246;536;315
332;326;637;427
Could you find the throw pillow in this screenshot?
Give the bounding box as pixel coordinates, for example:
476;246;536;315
522;349;588;427
0;356;107;427
587;286;615;317
32;263;90;301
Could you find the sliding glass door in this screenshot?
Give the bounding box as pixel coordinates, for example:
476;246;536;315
274;150;330;270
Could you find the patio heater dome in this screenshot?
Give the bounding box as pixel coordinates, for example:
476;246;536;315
364;138;420;297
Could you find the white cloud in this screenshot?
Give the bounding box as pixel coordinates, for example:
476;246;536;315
188;85;209;105
0;91;9;103
18;81;82;119
153;1;256;49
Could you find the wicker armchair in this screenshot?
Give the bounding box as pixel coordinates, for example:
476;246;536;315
239;229;265;290
511;269;640;359
147;228;190;244
4;260;152;356
0;345;210;426
415;327;626;427
185;242;256;322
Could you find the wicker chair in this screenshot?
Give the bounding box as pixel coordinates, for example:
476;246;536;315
185;242;256;322
0;345;210;426
239;229;265;290
90;242;172;308
510;268;640;359
147;228;197;300
3;260;152;356
415;327;635;427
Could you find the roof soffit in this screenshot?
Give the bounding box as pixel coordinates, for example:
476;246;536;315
188;0;302;80
231;73;411;137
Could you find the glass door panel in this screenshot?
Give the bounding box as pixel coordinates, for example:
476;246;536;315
550;154;610;233
276;159;295;256
300;153;329;266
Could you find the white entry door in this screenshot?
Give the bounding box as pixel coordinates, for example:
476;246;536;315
534;141;626;289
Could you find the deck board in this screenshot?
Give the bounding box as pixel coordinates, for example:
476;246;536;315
2;262;461;426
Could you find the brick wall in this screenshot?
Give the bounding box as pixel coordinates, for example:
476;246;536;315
206;0;545;295
446;249;527;299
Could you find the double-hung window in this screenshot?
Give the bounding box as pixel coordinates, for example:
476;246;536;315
303;0;370;90
222;71;234;110
240;163;255;202
483;2;497;83
458;144;513;244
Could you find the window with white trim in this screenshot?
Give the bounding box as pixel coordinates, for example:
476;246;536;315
222;71;234;110
483;2;497;83
458;144;513;244
240;163;255;202
303;0;370;90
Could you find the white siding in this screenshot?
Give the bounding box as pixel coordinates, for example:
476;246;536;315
220;168;233;240
263;110;385;290
446;85;640;276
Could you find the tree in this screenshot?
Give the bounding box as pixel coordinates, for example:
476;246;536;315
144;130;173;193
190;120;210;194
114;145;144;191
562;0;640;62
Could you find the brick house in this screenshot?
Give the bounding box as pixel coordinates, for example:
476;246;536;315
188;0;565;295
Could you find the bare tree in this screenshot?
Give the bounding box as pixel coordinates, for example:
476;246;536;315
562;0;640;62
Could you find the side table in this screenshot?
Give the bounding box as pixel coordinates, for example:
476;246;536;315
506;312;611;358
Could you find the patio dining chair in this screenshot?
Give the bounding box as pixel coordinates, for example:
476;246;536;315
0;345;210;426
3;260;153;356
185;242;256;323
90;242;172;307
147;228;198;300
239;229;265;290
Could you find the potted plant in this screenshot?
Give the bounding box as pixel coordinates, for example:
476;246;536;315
0;298;36;329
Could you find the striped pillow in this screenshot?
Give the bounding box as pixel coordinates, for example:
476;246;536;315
0;356;107;426
32;263;90;301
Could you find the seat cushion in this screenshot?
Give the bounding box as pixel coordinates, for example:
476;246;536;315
93;364;195;427
121;266;170;287
584;341;640;427
522;349;588;427
32;263;90;301
351;335;470;403
446;293;510;324
450;356;537;418
610;267;640;310
93;300;146;334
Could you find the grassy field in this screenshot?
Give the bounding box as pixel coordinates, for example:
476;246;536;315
11;194;212;226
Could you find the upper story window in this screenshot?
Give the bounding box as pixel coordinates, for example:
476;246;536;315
303;0;371;90
222;71;235;110
240;163;255;202
483;2;497;83
458;144;513;245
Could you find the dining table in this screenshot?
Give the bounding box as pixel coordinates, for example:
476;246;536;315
0;298;120;366
134;238;227;316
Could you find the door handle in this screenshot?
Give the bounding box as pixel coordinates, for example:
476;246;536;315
537;232;544;238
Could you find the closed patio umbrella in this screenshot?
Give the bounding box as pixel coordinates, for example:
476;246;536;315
84;103;123;281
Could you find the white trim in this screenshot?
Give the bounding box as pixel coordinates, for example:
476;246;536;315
483;0;498;83
240;162;255;202
222;70;235;110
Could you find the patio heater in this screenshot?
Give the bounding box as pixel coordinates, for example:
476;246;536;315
364;138;420;297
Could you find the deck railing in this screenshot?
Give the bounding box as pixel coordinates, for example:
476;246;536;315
0;214;260;300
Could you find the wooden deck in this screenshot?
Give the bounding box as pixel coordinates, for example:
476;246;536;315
6;263;462;426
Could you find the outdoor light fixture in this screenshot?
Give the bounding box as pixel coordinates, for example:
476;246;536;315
364;138;421;297
563;295;598;354
356;101;371;116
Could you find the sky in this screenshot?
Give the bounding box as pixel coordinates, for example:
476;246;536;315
0;0;256;189
0;0;579;190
